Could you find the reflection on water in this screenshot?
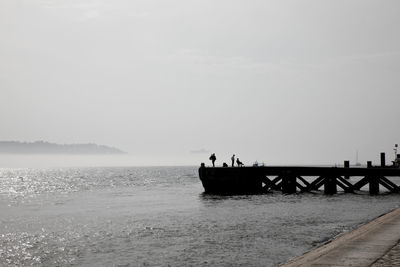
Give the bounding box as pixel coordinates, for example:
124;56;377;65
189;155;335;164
0;167;399;266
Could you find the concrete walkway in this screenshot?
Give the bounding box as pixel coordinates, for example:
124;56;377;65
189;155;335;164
371;240;400;267
281;207;400;267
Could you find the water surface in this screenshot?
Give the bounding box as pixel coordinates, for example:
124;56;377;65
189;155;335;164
1;167;399;266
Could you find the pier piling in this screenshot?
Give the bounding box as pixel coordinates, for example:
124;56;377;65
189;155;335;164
324;176;337;195
381;153;386;167
344;161;350;179
369;176;380;195
282;173;297;194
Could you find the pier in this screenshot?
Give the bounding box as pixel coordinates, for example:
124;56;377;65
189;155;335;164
280;207;400;267
199;153;400;195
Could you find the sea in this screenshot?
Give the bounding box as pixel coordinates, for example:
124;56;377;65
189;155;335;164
0;166;399;266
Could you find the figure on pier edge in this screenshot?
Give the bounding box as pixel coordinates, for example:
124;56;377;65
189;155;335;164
209;153;216;167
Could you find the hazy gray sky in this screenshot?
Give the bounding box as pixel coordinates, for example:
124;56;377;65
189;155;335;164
1;0;400;166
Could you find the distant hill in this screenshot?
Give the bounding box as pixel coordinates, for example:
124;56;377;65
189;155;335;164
0;141;126;154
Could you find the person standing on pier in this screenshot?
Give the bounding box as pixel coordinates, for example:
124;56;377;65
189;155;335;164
209;153;216;167
231;154;235;167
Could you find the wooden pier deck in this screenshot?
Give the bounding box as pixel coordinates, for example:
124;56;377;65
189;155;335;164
199;164;400;195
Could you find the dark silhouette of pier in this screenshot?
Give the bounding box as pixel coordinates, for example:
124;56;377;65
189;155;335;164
199;153;400;195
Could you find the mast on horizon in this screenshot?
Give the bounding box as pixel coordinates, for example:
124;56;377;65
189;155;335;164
355;150;361;166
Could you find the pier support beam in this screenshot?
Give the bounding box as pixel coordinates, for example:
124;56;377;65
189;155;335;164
379;177;399;193
324;176;337;195
369;176;379;195
281;174;297;194
366;162;379;194
338;177;354;193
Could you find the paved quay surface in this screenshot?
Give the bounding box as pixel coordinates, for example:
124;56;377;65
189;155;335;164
371;240;400;267
280;207;400;267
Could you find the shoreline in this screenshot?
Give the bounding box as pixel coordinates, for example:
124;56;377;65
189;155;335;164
280;206;400;266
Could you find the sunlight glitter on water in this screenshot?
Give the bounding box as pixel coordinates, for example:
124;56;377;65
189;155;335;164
0;167;399;266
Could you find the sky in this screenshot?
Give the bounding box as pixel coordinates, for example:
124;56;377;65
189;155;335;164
1;0;400;167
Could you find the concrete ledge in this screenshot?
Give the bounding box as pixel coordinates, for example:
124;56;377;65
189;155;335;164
280;207;400;267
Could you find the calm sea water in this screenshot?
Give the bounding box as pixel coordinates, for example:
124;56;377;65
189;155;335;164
0;166;399;266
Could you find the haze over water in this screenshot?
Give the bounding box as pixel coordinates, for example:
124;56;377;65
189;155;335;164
1;0;400;165
1;166;399;266
1;1;400;266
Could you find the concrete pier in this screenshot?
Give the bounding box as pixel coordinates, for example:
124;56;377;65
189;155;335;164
280;207;400;267
199;165;400;195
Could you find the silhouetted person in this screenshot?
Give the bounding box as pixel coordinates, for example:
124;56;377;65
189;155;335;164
236;158;244;167
231;154;235;167
209;153;216;167
222;162;228;167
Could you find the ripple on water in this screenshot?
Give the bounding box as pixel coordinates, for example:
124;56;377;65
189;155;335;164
0;167;198;202
0;167;399;266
